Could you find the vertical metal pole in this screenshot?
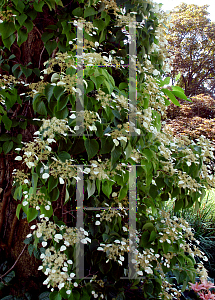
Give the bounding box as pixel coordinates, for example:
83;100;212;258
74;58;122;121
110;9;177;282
129;20;137;136
75;165;84;278
128;165;137;279
76;21;84;136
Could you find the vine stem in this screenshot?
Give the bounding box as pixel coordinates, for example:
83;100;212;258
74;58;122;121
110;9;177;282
0;244;27;281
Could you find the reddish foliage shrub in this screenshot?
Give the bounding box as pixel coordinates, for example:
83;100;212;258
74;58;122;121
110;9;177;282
162;94;215;141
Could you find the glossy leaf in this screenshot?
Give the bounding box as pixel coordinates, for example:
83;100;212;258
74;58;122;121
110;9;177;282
84;139;99;160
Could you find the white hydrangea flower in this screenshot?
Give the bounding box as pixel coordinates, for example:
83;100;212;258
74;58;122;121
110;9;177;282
67;260;73;264
58;283;64;290
42;173;49;179
95;221;100;225
83;168;91;174
15;156;22;161
60;245;66;251
97;247;103;251
66;290;71;295
113;139;119;146
114;240;120;243
59;177;64;184
81;239;88;244
55;234;63;240
145;267;153;274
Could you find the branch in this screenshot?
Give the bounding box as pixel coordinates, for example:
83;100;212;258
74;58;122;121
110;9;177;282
0;244;27;281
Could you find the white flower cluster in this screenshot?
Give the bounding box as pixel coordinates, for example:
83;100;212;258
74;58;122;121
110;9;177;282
39;117;73;139
28;216;91;293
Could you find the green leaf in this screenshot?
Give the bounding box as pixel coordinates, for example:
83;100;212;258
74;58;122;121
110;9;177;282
32;173;38;195
55;106;69;119
171;90;191;101
39;292;50;300
45;40;57;56
3;271;15;284
38;101;48;115
159;77;170;87
102;180;113;198
149;230;157;242
93;19;105;32
58;151;71;162
84;139;99;160
45;84;55;102
173;269;180;282
119;82;128;90
3;140;13;154
100;137;114;154
57;94;69;110
174;198;184;212
54;86;65;101
84;7;97;18
142;222;154;231
0;22;16;39
17;28;28;46
175;72;181;81
71;291;80;300
68;293;74;300
33;0;44;12
41;32;54;43
48;176;58;193
72;7;83;17
87;179;96;198
3;34;16;49
13;186;22;201
27;207;38;222
2;114;12;130
65;186;69;203
24;20;33;33
161;88;180;106
16;14;27;26
111;146;121;168
28;244;34;256
50;291;62;300
40;204;53;218
99;29;106;43
118;185;128;200
33;68;40;77
16;0;25;13
99;260;112;274
171;86;184;93
0;133;11;141
20;65;32;78
140;231;150;247
49;187;60;201
16;203;22;219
